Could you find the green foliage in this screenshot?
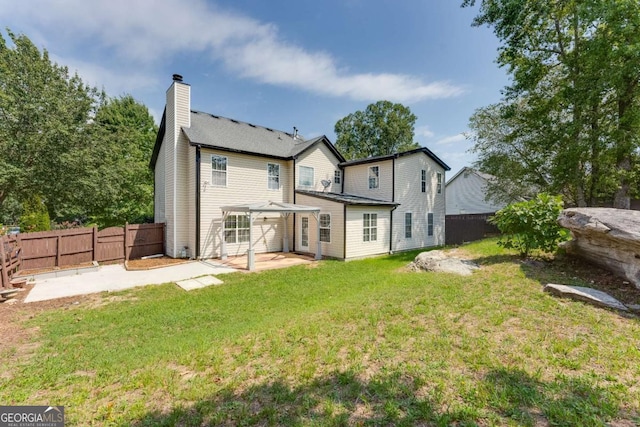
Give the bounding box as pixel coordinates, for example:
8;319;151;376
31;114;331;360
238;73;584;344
464;0;640;208
490;193;567;257
334;100;420;160
18;196;50;232
0;30;157;228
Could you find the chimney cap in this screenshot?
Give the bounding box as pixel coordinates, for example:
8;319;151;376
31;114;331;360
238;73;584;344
172;74;183;82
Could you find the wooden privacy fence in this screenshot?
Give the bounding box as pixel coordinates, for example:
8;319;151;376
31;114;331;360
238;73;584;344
0;223;164;288
445;213;500;246
0;234;21;289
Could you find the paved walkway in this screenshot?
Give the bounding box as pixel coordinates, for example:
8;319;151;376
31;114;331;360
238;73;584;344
24;261;237;303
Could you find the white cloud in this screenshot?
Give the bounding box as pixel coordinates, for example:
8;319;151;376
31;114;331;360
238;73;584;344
436;133;467;145
415;125;435;139
0;0;464;103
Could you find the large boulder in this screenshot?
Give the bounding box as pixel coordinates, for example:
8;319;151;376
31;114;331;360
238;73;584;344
408;250;479;276
558;208;640;289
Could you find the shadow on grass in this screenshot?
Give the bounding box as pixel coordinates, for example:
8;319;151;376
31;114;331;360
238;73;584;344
481;367;628;427
126;367;628;426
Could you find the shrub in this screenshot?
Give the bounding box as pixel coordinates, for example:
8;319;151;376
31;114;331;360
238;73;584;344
489;193;567;257
19;196;51;232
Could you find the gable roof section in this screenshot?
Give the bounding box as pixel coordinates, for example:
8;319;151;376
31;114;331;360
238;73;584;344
296;190;399;207
183;111;345;161
339;147;450;171
446;167;495;186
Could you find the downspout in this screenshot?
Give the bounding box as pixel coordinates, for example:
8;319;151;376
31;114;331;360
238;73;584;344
292;158;297;252
172;87;177;258
343;204;347;259
389;157;396;254
195;145;201;258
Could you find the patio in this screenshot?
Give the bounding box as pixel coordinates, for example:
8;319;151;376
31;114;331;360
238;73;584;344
217;252;317;272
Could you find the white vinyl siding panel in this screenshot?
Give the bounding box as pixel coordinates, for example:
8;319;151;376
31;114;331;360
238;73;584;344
187;144;196;258
445;170;506;215
342;160;393;201
344;206;390;259
392;153;446;251
199;150;291;258
296;143;342;192
295;193;344;259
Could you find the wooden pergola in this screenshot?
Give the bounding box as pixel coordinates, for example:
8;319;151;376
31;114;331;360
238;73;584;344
220;201;321;271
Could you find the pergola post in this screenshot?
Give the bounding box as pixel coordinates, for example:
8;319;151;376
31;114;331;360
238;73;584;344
247;212;255;271
313;211;322;260
282;213;290;253
221;212;228;260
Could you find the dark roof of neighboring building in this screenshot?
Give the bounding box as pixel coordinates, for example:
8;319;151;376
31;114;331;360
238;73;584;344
296;190;399;207
338;147;450;171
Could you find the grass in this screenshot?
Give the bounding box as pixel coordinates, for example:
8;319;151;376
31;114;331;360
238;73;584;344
1;238;639;426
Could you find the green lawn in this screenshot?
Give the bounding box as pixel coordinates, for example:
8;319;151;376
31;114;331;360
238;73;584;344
2;239;639;426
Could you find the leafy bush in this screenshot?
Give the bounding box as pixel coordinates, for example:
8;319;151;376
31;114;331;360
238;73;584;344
489;193;567;257
19;196;51;232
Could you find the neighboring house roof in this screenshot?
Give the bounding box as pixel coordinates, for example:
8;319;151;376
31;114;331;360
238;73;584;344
296;190;399;207
150;110;345;170
338;147;451;171
446;166;495;186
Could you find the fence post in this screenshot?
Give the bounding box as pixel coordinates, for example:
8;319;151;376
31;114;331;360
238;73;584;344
124;222;129;261
93;226;98;262
0;236;8;288
56;233;62;267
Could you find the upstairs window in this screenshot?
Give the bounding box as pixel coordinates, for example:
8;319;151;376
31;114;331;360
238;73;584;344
405;212;412;238
427;213;434;236
299;166;314;187
211;155;227;186
421;170;426;193
437;172;442;194
334;170;341;184
267;163;280;190
363;213;378;241
368;166;379;189
319;214;331;242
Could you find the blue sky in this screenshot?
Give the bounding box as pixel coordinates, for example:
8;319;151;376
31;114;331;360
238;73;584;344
0;0;509;175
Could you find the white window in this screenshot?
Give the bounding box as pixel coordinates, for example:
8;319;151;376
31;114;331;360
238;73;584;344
369;166;379;189
211;155;227;187
437;172;442;194
363;213;378;242
268;163;280;190
224;215;250;243
427;213;434;236
319;214;331;243
299;166;314;187
405;212;412;238
421;170;426;193
334;170;341;184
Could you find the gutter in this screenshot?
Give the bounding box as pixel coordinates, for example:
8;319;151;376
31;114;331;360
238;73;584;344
390;157;396;254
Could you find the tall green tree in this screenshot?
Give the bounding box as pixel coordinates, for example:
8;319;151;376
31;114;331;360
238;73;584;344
334;100;420;160
464;0;640;208
79;95;157;227
0;30;99;217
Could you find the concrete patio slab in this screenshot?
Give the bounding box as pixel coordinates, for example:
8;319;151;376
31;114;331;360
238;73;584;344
176;275;223;291
24;260;236;303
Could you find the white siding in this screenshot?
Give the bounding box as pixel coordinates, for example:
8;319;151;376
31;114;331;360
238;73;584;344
393;153;446;251
344;206;390;259
296;143;342;192
199;150;293;258
446;170;505;214
342;160;394;201
295;194;345;259
187;144;196;258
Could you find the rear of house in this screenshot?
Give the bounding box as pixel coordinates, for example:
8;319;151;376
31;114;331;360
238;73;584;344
151;75;450;267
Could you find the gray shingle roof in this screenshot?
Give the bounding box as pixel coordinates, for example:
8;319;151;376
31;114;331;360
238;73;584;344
338;147;450;171
296;190;399;207
183;111;342;160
